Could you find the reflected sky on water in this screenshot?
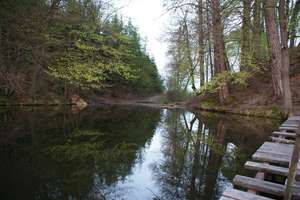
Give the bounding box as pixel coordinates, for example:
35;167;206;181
0;106;280;200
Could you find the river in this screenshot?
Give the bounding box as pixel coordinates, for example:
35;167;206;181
0;105;280;200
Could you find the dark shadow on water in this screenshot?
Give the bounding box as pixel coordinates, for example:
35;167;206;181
0;106;280;200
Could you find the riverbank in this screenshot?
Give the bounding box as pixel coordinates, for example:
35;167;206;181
1;91;299;119
188;103;285;119
0;97;288;119
94;96;291;119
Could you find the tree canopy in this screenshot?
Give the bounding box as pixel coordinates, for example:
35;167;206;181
0;0;163;102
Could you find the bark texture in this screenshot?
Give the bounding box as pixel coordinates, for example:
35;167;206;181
241;0;252;71
198;0;205;87
279;0;293;116
289;0;300;47
264;0;283;99
252;0;262;62
211;0;229;103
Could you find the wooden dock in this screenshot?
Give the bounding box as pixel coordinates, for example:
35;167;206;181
220;116;300;200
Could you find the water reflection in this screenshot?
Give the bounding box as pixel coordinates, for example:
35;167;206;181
0;106;279;200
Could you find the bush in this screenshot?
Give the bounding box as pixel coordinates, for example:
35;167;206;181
198;71;250;95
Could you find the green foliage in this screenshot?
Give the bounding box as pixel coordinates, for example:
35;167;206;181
47;5;162;94
0;0;163;100
199;71;250;95
270;105;284;118
166;90;191;102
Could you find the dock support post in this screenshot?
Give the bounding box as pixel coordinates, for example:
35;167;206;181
284;124;300;200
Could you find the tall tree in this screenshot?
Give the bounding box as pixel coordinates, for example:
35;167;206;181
198;0;205;87
240;0;252;71
279;0;293;116
264;0;283;99
211;0;229;103
205;1;214;79
183;14;197;92
289;0;300;47
252;0;262;62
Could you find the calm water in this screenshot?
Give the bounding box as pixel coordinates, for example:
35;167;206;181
0;105;280;200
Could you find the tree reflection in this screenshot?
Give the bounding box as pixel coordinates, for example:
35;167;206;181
0;107;279;200
0;106;161;200
151;110;277;200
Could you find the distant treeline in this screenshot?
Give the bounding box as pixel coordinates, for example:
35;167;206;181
0;0;163;103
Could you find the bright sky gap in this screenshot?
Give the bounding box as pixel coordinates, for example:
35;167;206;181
120;0;169;77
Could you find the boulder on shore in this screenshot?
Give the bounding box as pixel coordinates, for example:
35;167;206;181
70;95;88;109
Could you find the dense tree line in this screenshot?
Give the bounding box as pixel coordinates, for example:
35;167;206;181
0;0;163;103
164;0;300;116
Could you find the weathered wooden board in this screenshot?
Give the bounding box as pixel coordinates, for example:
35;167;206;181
245;161;300;178
279;126;298;132
281;124;299;128
270;137;295;144
233;175;300;197
252;142;300;165
220;116;300;200
252;151;291;165
221;188;274;200
233;175;285;196
288;116;300;121
272;131;296;138
283;119;299;125
220;197;233;200
257;142;293;155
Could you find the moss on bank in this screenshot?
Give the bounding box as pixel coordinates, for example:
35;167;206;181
190;100;284;119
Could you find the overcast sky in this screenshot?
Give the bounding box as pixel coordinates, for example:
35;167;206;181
120;0;169;77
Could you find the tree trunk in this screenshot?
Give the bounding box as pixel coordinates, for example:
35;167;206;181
29;47;43;101
264;0;283;99
211;0;229;103
203;120;226;199
241;0;252;71
183;18;197;92
279;0;293;117
198;0;205;87
206;1;214;78
253;0;262;62
205;49;209;84
289;0;300;48
188;121;202;199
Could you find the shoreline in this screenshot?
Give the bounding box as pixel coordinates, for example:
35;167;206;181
0;99;288;119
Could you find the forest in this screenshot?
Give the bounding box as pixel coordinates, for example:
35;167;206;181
164;0;300;118
0;0;300;116
1;1;300;200
0;0;163;105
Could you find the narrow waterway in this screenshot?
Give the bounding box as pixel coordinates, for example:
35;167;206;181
0;105;280;200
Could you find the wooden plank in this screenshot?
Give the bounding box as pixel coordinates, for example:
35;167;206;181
270;137;295;144
248;172;265;194
245;161;300;178
261;141;294;148
253;142;299;164
283;119;299;125
221;188;274;200
220;197;234;200
233;175;285;196
279;126;298;132
257;142;293;155
245;161;289;176
284;119;299;123
252;151;291;165
288;116;300;121
281;123;299;127
272;131;296;138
